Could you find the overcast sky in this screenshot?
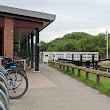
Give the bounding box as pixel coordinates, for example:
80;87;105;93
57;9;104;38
0;0;110;42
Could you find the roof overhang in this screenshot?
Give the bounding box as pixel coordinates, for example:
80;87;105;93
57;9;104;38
0;5;56;31
0;5;56;43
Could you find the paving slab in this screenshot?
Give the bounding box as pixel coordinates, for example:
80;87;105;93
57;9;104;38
9;64;110;110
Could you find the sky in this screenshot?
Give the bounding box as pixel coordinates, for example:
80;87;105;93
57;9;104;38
0;0;110;42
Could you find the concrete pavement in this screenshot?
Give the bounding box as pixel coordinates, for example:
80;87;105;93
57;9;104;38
10;64;110;110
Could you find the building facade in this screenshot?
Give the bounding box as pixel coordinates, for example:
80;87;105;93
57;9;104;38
0;5;56;71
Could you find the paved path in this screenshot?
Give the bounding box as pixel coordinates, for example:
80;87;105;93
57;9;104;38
10;64;110;110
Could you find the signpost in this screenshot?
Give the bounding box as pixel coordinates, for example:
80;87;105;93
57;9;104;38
105;28;109;59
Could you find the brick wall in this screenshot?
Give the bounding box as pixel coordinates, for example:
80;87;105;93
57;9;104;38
4;17;14;58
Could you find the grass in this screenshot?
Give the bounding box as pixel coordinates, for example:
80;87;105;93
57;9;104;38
54;65;110;97
98;61;110;67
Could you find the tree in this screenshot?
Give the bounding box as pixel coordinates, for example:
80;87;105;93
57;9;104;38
40;41;48;52
40;32;109;58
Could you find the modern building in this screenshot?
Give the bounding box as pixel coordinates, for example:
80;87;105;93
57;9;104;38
0;5;56;71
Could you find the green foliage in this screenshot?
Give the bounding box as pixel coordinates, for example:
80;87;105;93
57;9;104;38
63;32;90;40
40;32;110;58
40;41;48;52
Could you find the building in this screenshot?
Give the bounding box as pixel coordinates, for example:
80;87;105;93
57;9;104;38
0;5;56;71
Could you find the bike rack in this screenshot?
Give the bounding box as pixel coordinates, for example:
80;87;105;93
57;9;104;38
0;72;9;110
0;89;9;110
0;82;9;100
0;72;7;82
0;75;8;89
0;63;28;110
0;101;6;110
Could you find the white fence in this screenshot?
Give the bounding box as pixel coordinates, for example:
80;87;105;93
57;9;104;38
40;52;99;62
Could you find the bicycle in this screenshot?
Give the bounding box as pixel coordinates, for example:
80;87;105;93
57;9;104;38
3;57;26;74
0;64;28;99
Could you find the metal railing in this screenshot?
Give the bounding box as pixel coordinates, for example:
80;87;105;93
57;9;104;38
0;72;9;110
0;101;6;110
41;52;99;62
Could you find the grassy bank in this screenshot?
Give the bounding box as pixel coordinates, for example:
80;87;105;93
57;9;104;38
56;67;110;97
99;61;110;67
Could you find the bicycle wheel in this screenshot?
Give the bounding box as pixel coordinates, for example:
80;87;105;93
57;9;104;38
8;69;28;99
17;67;26;74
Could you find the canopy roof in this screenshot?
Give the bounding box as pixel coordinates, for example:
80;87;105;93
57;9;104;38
0;5;56;43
